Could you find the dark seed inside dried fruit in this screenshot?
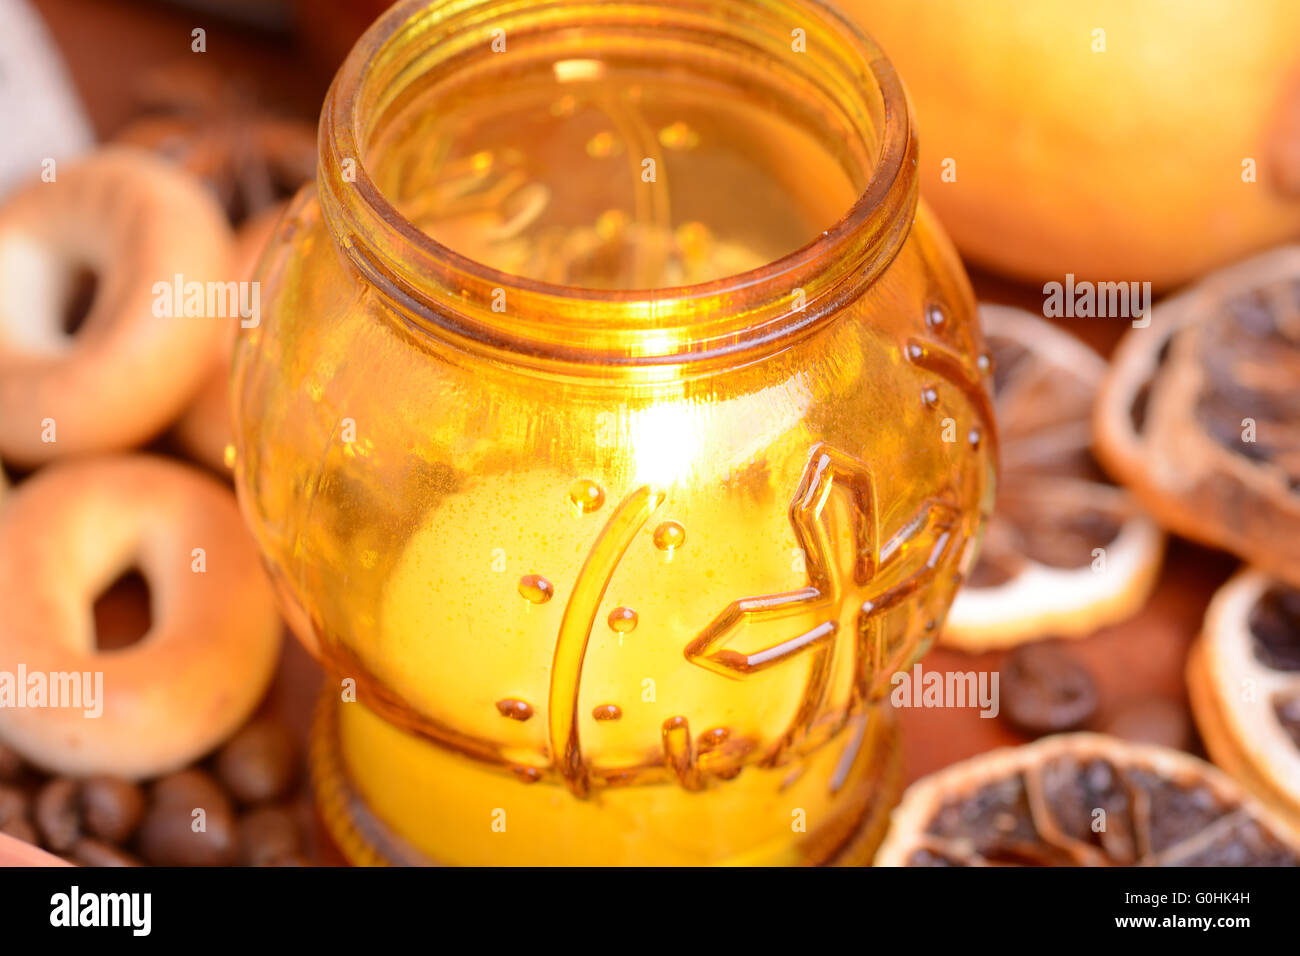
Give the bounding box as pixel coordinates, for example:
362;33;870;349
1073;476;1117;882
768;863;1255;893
1037;755;1137;863
1125;767;1231;857
1166;814;1300;866
925;774;1076;865
1018;508;1122;569
1195;282;1300;484
1248;586;1300;671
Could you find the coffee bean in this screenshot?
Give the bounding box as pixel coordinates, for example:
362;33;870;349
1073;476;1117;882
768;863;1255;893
215;720;296;805
1000;642;1099;736
0;784;26;822
0;784;36;845
33;778;81;852
138;769;237;866
1104;697;1194;751
237;805;302;866
70;837;141;867
1;816;38;847
80;776;145;844
0;741;25;782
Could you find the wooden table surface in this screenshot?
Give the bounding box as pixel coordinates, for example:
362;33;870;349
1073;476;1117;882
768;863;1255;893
27;0;1231;862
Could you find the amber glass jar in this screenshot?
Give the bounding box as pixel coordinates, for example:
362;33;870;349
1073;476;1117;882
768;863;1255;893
232;0;996;865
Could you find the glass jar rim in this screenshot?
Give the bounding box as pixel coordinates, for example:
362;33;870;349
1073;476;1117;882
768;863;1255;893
319;0;917;370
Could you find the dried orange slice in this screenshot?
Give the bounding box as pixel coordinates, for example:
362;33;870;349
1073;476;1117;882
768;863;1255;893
875;733;1300;866
943;306;1163;650
1095;246;1300;587
1189;569;1300;828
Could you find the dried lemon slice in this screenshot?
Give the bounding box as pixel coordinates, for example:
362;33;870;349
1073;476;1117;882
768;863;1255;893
1095;246;1300;587
875;733;1300;866
944;306;1163;651
1189;569;1300;829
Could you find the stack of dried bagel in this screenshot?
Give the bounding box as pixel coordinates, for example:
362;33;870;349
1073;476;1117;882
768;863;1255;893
0;72;316;865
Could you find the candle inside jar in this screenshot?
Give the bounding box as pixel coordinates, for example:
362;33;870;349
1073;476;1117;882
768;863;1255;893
238;4;994;866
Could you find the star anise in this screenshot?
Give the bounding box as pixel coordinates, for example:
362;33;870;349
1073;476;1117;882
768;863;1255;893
115;62;316;224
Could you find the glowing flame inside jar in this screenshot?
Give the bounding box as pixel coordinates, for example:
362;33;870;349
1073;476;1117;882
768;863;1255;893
629;396;701;488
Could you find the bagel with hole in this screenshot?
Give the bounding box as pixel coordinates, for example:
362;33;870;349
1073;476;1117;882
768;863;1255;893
0;147;232;466
0;454;281;778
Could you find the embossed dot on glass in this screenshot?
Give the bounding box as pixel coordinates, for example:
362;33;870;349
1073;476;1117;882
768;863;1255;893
231;0;997;865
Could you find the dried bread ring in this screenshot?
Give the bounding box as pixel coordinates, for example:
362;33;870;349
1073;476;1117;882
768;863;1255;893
0;147;232;466
0;455;281;778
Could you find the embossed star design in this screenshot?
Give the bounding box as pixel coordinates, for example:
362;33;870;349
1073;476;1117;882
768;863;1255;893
685;443;960;761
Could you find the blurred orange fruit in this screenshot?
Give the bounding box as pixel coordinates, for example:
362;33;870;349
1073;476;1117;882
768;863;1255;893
838;0;1300;288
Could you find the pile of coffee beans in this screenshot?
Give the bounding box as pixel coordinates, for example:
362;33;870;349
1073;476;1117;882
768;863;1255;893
0;717;309;866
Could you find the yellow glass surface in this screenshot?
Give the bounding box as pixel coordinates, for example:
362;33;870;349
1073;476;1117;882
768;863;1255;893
231;0;997;865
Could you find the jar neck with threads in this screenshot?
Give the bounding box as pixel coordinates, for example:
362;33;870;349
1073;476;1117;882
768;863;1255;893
316;0;916;374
